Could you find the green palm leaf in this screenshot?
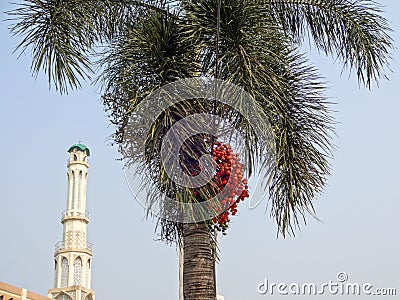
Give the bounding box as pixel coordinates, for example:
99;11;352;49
266;0;393;88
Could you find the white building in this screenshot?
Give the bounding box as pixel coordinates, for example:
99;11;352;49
48;144;95;300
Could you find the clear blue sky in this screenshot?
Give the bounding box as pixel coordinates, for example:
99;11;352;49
1;2;399;299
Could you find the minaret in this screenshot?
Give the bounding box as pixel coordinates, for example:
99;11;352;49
48;144;95;300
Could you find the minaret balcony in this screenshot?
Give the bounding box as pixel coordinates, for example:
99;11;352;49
61;209;90;223
54;241;93;255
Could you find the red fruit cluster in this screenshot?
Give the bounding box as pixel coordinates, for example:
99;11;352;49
209;142;249;232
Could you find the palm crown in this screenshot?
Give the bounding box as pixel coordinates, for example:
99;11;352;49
8;0;393;239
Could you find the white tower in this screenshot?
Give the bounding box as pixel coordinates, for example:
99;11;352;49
48;144;95;300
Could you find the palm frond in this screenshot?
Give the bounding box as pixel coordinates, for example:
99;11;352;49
186;0;334;236
265;0;393;88
265;54;334;236
7;0;97;93
100;10;203;240
7;0;175;93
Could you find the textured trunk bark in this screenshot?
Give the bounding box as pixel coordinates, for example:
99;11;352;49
182;222;216;300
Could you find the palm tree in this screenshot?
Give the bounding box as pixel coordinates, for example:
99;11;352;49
8;0;392;299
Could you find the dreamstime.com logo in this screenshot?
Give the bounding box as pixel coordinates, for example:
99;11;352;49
123;77;276;223
257;272;397;296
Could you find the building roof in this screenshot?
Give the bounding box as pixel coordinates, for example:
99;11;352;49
67;143;90;156
0;281;51;300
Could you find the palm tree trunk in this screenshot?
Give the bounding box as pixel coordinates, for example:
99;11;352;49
182;222;216;300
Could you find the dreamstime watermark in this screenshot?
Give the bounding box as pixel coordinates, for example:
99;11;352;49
257;272;397;296
123;77;277;223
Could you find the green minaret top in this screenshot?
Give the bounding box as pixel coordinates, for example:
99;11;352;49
67;143;90;156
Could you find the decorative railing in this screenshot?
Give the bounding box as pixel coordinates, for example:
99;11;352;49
61;209;90;220
55;241;93;253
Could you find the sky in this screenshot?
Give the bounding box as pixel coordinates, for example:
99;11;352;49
0;1;399;299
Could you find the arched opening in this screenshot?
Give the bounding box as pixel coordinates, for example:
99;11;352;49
71;170;75;209
86;258;91;287
73;256;82;286
77;171;82;209
73;154;78;161
61;257;69;287
54;259;58;288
